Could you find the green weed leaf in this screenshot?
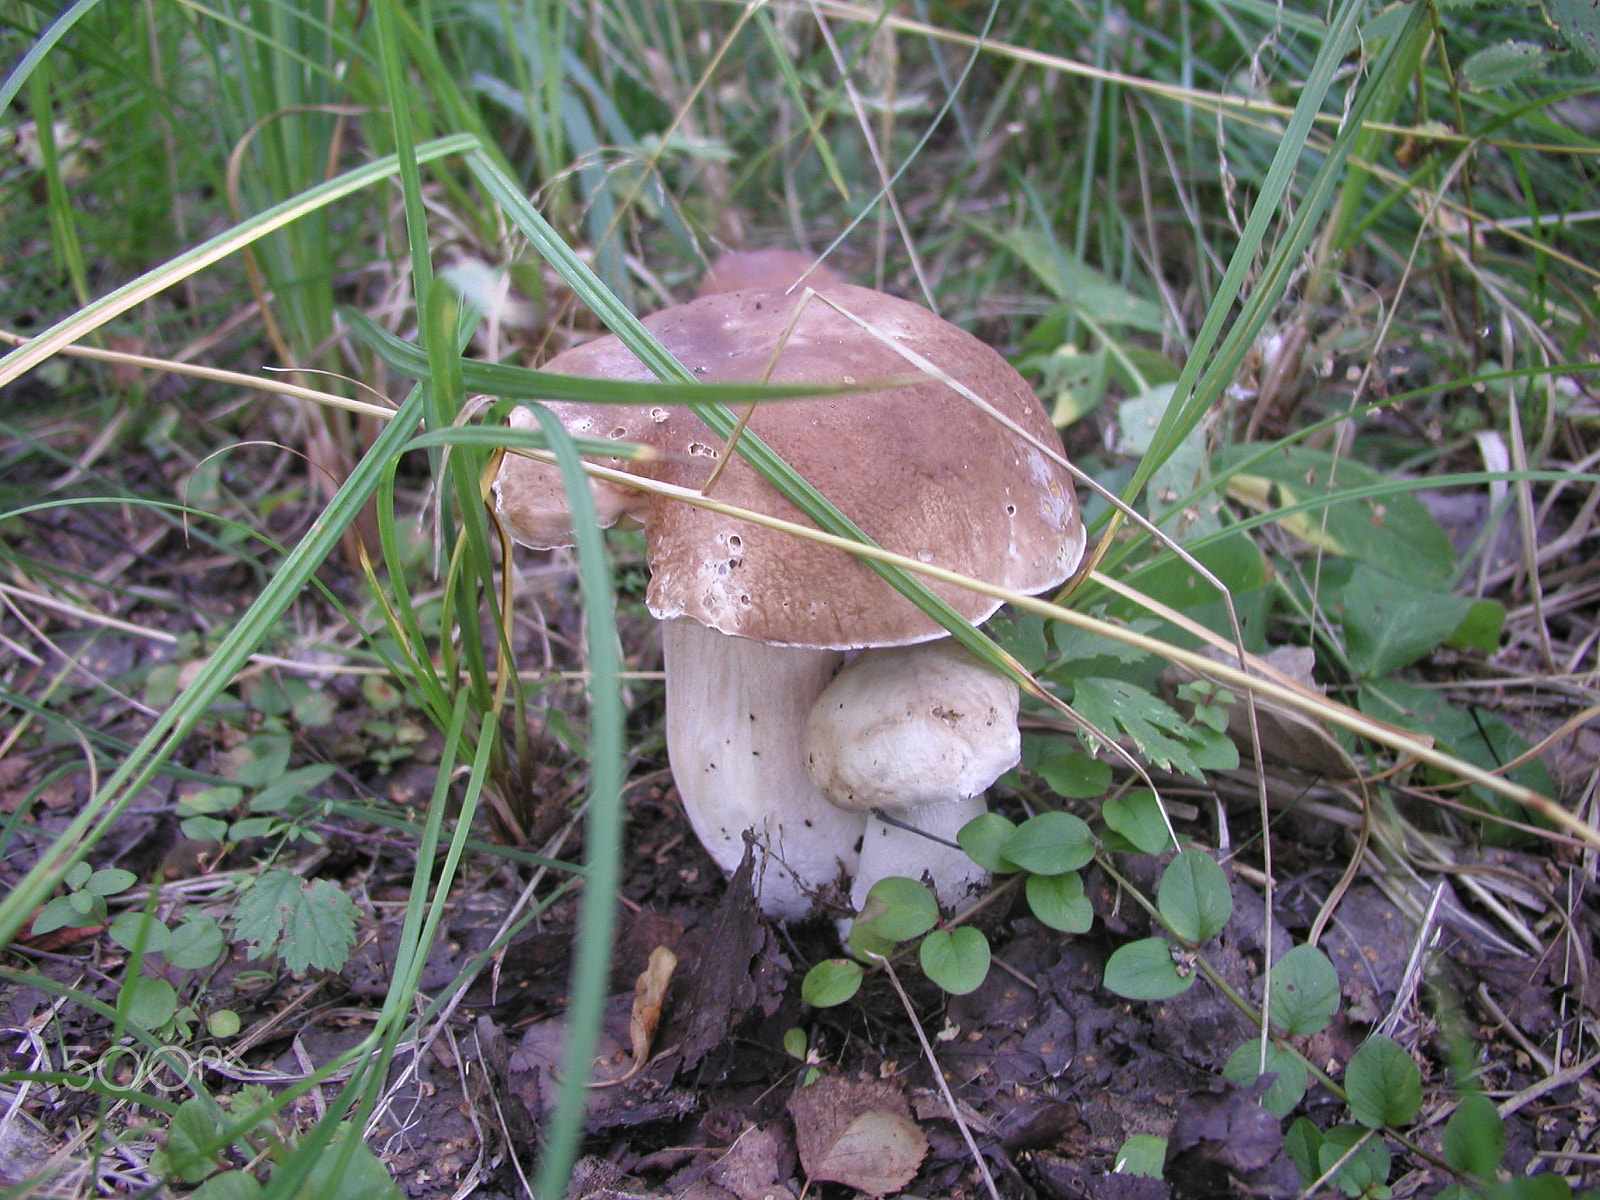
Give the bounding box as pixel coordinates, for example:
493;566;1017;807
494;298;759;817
1338;563;1475;678
1031;746;1114;799
999;811;1095;875
1346;1035;1422;1128
190;1171;262;1200
1269;944;1341;1036
166;1098;227;1183
855;878;940;942
86;868;139;896
165;915;226;970
295;1126;401;1200
1103;791;1178;854
1284;1117;1323;1186
1113;1134;1167;1178
1072;677;1216;780
1442;1093;1504;1178
802;960;864;1007
1317;1125;1390;1198
108;912;171;954
1224;1040;1308;1118
119;975;178;1032
1025;871;1093;933
919;927;990;995
234;870;359;973
957;812;1020;873
1104;937;1195;1000
1157;850;1232;944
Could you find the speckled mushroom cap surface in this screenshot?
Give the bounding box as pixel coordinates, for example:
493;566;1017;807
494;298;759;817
495;281;1085;650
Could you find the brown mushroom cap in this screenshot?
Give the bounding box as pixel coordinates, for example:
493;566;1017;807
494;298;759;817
495;282;1084;650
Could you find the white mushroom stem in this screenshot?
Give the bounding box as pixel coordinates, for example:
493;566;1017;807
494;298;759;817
662;618;867;920
802;640;1021;917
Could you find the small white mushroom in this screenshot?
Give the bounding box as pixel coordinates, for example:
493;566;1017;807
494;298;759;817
803;640;1020;915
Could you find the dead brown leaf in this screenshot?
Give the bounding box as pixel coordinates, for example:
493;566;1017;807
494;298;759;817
786;1076;928;1196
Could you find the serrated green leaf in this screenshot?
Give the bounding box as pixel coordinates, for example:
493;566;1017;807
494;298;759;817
1000;811;1096;875
166;916;226;970
1224;1040;1309;1118
957;812;1020;873
802;960;863;1007
856;877;940;942
119;975;179;1032
1346;1035;1422;1128
1157;850;1232;944
233;869;301;960
1269;944;1342;1036
108;912;171;954
1542;0;1600;66
988;612;1050;673
1442;1093;1504;1178
1072;677;1212;780
1460;40;1559;89
919;927;990;995
1102;791;1178;854
166;1098;227;1184
1113;1134;1168;1178
1025;871;1093;933
1338;563;1475;678
283;879;359;973
1104;937;1195;1000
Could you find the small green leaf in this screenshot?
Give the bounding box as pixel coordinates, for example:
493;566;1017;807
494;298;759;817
1032;747;1113;799
855;877;940;942
1223;1040;1308;1118
802;960;863;1007
295;1126;401;1200
782;1028;808;1060
190;1170;263;1200
919;927;990;995
957;812;1020;873
1442;1093;1504;1178
181;786;243;816
1346;1035;1422;1128
165;916;226;970
1157;850;1232;944
235;870;359;973
1317;1124;1390;1198
181;816;231;842
119;976;179;1032
1284;1117;1323;1186
165;1098;227;1183
1447;598;1505;653
1338;563;1475;678
1113;1134;1167;1178
1460;40;1559;89
1025;871;1093;933
31;895;93;935
108;912;172;954
65;861;92;890
1102;791;1178;854
1268;944;1342;1036
1104;937;1195;1001
1072;677;1215;781
999;811;1095;875
207;1009;243;1039
86;868;139;897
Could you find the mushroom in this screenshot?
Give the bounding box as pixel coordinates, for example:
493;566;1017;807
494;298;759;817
494;254;1084;920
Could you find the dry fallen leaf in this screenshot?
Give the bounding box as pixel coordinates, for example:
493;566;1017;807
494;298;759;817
627;944;677;1070
787;1076;927;1196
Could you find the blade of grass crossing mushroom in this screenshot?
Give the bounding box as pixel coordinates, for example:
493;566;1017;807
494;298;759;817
464;149;1026;684
523;404;629;1200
